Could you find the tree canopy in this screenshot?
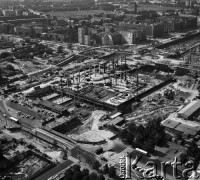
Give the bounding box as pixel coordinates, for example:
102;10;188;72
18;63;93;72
119;116;166;153
64;165;106;180
57;45;64;54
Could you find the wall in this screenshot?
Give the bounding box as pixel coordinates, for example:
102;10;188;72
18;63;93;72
119;30;133;44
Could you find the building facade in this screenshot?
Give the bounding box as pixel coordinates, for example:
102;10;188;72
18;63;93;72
84;35;91;46
78;27;91;45
118;28;146;44
101;33;114;46
2;9;16;17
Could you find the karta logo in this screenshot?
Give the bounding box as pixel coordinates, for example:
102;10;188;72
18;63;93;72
119;155;199;179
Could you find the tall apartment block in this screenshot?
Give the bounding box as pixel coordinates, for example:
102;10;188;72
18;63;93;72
78;27;91;45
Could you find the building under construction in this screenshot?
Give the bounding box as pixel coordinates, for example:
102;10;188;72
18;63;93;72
33;100;69;115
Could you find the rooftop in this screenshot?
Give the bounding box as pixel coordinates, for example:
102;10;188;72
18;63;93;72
178;100;200;118
162;119;200;136
161;118;180;129
35;160;74;180
175;123;199;136
34;100;68;114
108;116;125;126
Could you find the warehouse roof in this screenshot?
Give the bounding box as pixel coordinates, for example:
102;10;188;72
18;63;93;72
161;119;180;129
175;123;200;136
162;119;200;136
42;93;59;100
34;100;68;114
178;100;200;118
35;160;73;180
108;116;125;126
109;111;122;119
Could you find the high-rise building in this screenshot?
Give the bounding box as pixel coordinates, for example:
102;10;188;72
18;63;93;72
101;33;114;46
78;27;86;44
119;29;146;44
185;0;190;6
134;1;137;13
101;32;122;46
78;27;90;45
114;26;146;44
15;9;23;16
0;23;12;34
84;35;91;46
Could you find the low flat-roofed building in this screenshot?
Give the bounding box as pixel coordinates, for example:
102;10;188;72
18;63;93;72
109;111;122;119
53;97;72;105
162;119;200;137
178;100;200;119
34;100;68;115
35;159;74;180
161;119;181;129
107;116;125;127
175;123;199;136
42;93;60;101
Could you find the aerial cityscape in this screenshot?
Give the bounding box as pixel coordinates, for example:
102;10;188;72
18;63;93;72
1;0;200;179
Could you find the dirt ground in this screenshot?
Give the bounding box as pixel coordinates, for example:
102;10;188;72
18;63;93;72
71;110;115;142
13;59;50;74
173;79;199;100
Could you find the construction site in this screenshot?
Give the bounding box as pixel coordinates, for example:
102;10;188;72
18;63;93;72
1;44;180;154
1;29;200;179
